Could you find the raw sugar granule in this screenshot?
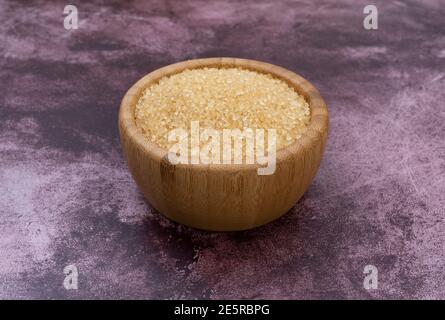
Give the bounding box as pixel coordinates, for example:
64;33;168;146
134;67;310;151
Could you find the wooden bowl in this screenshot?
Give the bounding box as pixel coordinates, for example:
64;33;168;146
119;58;328;231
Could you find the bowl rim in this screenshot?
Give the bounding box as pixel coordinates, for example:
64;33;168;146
119;57;328;172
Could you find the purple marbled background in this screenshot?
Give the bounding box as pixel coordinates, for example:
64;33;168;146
0;0;444;299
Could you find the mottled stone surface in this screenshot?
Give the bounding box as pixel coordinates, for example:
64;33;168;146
0;0;444;299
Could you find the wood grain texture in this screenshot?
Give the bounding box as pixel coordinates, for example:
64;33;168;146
119;58;329;231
